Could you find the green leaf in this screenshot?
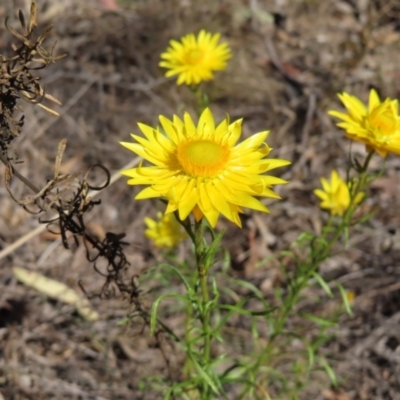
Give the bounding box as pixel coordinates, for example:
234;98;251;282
215;297;253;330
158;263;192;292
221;248;231;273
274;286;283;303
306;343;315;369
318;357;337;386
255;254;278;268
204;230;225;270
336;281;352;315
296;231;315;244
150;293;188;335
228;278;272;313
219;304;274;317
280;250;298;259
343;226;350;244
164;380;197;400
352;210;377;225
312;271;333;297
116;316;132;326
211;277;219;298
251;318;259;340
188;352;220;395
301;312;337;327
312;236;329;253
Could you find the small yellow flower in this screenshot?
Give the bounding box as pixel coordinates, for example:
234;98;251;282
314;171;363;216
145;212;186;248
346;291;356;303
329;89;400;157
120;108;290;228
159;30;231;86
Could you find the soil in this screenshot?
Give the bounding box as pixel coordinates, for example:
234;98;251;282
1;0;400;399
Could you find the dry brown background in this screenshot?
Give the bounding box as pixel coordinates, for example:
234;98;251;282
1;0;400;399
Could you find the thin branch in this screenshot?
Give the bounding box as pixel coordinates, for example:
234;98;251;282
0;156;140;261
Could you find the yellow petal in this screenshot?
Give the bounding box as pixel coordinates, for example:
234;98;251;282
368;89;381;111
198;108;215;135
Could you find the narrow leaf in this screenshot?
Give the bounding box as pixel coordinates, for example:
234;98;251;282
318;357;337;386
336;281;353;315
18;9;26;34
188;353;220;395
29;1;38;32
312;271;333;297
150;293;188;335
13;267;98;321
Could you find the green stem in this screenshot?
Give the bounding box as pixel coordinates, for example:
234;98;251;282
183;300;194;377
193;219;213;399
200;271;211;362
190;85;210;115
194;219;211;363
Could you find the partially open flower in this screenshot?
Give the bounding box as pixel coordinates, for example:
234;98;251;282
329;89;400;157
314;170;363;216
121;108;290;228
144;212;186;248
159;30;231;86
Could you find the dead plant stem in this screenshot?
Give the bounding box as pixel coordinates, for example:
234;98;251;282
0;155;141;260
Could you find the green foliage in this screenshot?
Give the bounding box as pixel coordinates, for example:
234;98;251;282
132;62;384;399
142;145;380;399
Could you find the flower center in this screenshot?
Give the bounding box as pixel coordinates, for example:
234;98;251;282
184;48;204;65
177;139;229;178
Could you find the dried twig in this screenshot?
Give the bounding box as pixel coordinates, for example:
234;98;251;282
0;2;140;301
0;156;140;261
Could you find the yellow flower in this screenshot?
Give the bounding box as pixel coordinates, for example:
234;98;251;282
346;290;356;303
120;108;290;228
329;89;400;157
314;170;363;216
145;212;186;248
159;30;231;86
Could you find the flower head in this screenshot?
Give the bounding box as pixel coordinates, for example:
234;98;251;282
159;30;231;86
145;212;187;248
329;89;400;157
314;170;363;216
121;108;290;228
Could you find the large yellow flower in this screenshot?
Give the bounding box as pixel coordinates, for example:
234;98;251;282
120;108;290;228
159;30;231;86
329;89;400;157
314;170;363;216
145;212;187;248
